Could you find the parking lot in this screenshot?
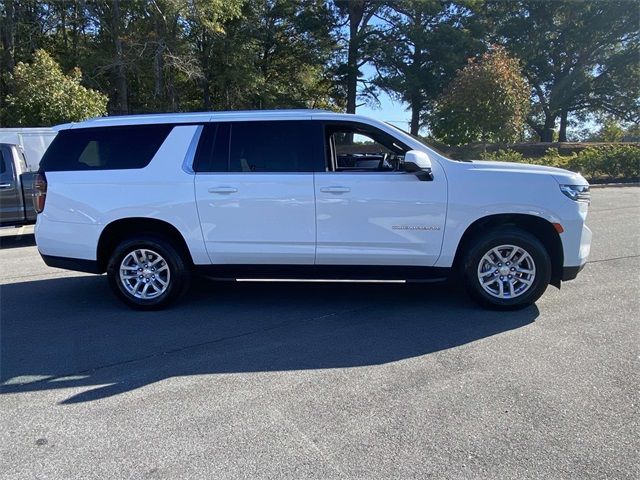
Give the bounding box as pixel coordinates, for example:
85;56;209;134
0;186;638;479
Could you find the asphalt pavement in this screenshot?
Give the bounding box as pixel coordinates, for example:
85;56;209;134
0;186;638;479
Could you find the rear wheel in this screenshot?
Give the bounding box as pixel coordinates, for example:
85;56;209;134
462;228;551;310
107;235;191;310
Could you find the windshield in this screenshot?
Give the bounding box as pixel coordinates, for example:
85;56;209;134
385;123;473;162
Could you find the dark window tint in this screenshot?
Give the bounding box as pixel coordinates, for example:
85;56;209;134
39;125;172;172
0;148;7;174
194;121;323;173
229;121;320;172
193;123;230;172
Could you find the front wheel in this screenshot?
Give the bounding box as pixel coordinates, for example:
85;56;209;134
107;235;191;310
462;228;551;310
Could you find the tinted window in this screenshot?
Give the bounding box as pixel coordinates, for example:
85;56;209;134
193;123;230;172
40;125;172;172
0;148;7;174
194;121;322;173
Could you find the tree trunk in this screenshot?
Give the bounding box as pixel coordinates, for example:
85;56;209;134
558;109;568;142
1;0;15;72
0;0;15;125
344;1;367;114
539;114;557;142
71;0;80;66
152;12;165;108
201;31;211;110
153;43;165;106
410;100;420;136
112;0;128;114
346;19;359;114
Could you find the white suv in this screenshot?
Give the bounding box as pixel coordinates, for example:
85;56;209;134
34;110;591;310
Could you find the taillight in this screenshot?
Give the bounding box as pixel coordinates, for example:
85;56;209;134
33;173;47;213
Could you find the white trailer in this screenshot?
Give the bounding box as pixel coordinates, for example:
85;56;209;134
0;128;57;171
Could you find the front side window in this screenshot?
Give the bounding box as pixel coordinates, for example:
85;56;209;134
194;121;323;173
325;123;409;172
40;125;172;172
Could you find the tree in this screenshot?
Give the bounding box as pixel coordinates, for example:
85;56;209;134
4;49;107;126
333;0;384;113
199;0;339;111
486;0;640;142
430;46;530;145
372;0;484;134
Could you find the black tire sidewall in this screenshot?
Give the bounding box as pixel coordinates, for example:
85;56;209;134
107;235;190;310
463;229;551;310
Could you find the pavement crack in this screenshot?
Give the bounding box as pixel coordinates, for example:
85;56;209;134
587;254;640;264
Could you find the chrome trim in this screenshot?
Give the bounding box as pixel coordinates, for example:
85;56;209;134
182;124;204;174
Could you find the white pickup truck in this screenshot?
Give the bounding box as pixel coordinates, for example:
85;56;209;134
34;110;591;310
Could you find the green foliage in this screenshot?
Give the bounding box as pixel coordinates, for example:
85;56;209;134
0;0;637;135
431;46;530;145
480;149;527;164
566;145;640;180
371;0;484;134
4;50;107;127
208;0;339;110
486;0;640;141
480;145;640;180
595;118;626;142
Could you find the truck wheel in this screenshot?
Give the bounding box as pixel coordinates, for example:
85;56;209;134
462;228;551;310
106;235;191;310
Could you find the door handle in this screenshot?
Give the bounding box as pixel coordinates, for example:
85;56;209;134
208;186;238;194
0;183;13;190
320;186;350;194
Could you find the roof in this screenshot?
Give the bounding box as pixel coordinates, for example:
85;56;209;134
54;109;352;130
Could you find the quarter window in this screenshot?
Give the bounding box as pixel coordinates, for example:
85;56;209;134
39;125;172;172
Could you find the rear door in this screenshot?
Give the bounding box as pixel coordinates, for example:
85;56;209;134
0;145;24;224
193;120;324;264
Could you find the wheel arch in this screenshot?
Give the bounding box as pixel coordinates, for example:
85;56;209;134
453;213;564;287
97;217;193;273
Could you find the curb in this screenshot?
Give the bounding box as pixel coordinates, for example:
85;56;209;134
590;182;639;189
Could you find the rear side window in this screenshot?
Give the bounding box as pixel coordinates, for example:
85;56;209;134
39;125;172;172
194;121;323;173
193;123;230;172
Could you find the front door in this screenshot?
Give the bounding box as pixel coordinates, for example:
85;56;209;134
314;122;447;266
194;120;324;264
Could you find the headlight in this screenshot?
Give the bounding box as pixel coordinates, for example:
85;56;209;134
560;184;590;203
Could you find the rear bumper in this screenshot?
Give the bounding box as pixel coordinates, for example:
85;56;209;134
561;263;586;281
41;254;101;274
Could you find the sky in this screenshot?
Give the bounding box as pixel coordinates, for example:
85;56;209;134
358;92;412;130
354;62;414;131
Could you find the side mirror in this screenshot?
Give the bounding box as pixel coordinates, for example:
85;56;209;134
403;150;433;181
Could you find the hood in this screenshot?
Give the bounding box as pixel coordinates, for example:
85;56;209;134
470;160;588;185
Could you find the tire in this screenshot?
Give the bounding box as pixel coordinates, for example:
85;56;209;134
462;227;551;310
106;235;191;310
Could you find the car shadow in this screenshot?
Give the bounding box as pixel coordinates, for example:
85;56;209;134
0;275;538;404
0;231;36;249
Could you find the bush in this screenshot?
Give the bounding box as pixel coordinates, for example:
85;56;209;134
5;50;107;127
480;145;640;181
